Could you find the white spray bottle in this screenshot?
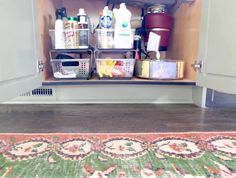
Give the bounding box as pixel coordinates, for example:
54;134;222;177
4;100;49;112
55;9;65;49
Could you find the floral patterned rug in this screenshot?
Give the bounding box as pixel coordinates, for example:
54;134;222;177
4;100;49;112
0;132;236;178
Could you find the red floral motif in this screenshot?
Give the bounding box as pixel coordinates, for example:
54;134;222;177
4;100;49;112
204;166;221;176
119;145;125;151
196;140;215;152
224;143;234;149
117;172;127;178
24;147;32;153
155;169;165;176
169;143;185;152
140;168;156;177
154;137;203;158
68;144;80;153
84;164;95;174
91;141;104;152
102;138;145;159
209;136;236;156
3;139;50;161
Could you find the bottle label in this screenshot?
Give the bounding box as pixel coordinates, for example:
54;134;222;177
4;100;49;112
122;20;128;28
78;15;88;24
101;16;112;29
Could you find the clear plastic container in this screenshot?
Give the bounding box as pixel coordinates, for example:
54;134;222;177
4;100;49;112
51;58;91;79
49;29;89;49
96;58;135;79
96;29;135;49
135;60;185;80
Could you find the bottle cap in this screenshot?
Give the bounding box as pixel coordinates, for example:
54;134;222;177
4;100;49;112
56;9;62;20
67;17;78;21
61;7;67;18
104;6;109;11
78;8;86;15
103;6;109;14
120;3;126;9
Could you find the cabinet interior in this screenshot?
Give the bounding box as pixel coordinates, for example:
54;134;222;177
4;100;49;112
36;0;201;83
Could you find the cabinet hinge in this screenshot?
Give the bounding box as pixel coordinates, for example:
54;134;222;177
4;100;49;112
192;61;202;72
38;61;45;72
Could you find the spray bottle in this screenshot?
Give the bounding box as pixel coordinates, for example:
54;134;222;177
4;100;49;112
77;8;89;48
55;9;65;49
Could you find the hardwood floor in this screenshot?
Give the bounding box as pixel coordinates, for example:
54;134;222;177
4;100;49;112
0;104;235;133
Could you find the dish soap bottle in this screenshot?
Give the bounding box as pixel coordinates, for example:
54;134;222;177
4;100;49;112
55;9;65;49
114;3;132;49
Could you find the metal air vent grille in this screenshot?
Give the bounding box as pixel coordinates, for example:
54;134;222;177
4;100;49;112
20;88;54;97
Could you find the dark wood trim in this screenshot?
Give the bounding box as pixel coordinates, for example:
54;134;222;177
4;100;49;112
43;77;196;86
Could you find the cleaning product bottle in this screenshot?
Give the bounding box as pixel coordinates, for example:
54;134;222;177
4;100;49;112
77;8;89;48
112;8;118;29
61;7;68;26
61;7;68;31
55;9;65;49
99;6;114;48
114;3;132;49
100;6;113;29
133;35;141;60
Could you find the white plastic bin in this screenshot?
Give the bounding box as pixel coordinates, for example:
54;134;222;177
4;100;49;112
96;29;135;49
49;29;89;49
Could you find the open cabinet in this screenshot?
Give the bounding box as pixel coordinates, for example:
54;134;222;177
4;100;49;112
0;0;236;105
39;0;199;84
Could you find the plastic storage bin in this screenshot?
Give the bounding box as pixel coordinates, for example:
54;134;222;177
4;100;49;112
135;60;185;79
96;58;135;79
96;29;135;49
51;58;91;79
49;29;89;49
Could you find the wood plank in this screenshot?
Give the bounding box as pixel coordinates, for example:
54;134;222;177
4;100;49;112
36;0;63;80
43;77;196;86
0;104;236;133
166;0;201;81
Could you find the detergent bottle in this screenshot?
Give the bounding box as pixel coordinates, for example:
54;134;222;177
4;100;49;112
114;3;133;49
99;6;114;48
100;6;113;29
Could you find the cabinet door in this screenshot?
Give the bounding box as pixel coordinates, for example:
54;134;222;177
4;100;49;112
197;0;236;94
0;0;41;102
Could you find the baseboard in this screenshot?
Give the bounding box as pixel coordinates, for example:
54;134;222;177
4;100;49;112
6;85;194;104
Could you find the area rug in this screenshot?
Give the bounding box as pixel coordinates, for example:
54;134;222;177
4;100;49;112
0;132;236;178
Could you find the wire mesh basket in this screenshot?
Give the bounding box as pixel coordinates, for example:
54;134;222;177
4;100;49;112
51;58;91;79
96;58;135;79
